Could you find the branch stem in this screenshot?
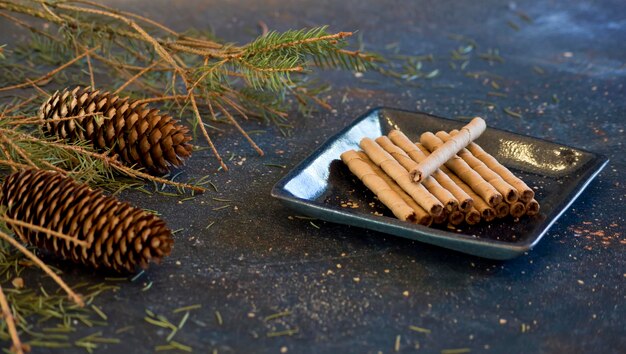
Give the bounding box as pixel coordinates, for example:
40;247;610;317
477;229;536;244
0;46;98;92
0;216;90;248
0;230;84;306
0;285;24;354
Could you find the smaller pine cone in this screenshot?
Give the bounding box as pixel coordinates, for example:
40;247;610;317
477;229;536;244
40;87;193;175
0;169;174;273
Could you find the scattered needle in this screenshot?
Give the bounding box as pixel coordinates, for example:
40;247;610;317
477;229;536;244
409;325;431;334
264;163;286;169
503;107;523;118
264;310;292;321
267;328;299;338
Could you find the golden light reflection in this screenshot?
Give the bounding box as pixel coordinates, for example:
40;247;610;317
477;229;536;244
499;139;582;172
383;114;400;131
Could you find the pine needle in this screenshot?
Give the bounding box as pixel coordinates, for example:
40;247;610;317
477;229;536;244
0;47;98;92
0;285;25;354
0;216;90;248
0;231;84;307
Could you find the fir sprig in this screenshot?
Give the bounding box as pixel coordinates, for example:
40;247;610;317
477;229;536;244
0;0;378;170
0;4;378;347
0;120;111;184
0;4;379;350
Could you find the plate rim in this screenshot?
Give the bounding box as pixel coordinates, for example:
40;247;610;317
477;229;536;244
270;107;609;259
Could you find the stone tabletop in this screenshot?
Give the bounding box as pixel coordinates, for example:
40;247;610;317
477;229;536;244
2;0;624;353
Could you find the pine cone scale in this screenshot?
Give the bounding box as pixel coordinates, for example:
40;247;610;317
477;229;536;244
163;138;177;162
41;87;192;174
0;169;174;272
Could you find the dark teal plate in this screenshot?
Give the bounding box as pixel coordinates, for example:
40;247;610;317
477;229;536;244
271;108;608;259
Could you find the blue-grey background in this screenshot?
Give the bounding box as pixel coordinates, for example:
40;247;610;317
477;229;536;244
1;0;624;353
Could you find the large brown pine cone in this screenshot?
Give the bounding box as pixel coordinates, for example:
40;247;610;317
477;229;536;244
0;169;174;273
40;87;193;175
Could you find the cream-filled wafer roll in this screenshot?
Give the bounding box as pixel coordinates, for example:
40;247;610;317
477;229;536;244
448;210;465;226
509;201;526;218
449;169;496;222
525;199;540;216
360;138;444;216
375;136;459;212
412;117;486;182
433;209;449;224
416;144;497;222
388;130;474;212
495;202;510;218
450;129;535;203
341;150;417;222
465;208;482;225
355;151;432;226
438;131;519;203
420;132;503;207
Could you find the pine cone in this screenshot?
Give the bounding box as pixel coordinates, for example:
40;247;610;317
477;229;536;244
0;169;174;273
40;87;193;175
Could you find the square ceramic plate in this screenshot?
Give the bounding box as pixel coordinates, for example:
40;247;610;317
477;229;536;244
271;108;609;259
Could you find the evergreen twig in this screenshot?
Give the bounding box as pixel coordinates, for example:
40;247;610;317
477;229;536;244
0;4;380;351
0;230;84;307
0;0;377;171
0;285;24;354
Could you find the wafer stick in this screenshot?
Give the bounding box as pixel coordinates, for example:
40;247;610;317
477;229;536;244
448;210;465;225
452;173;496;222
355;151;432;226
437;131;519;203
388;130;473;212
416;143;497;222
360;138;444;216
495;202;510;218
465;208;481;225
509;201;526;218
340;150;417;222
420;133;503;207
451;129;535;203
433;209;449;224
411;117;486;182
375;136;459;211
525;199;540;216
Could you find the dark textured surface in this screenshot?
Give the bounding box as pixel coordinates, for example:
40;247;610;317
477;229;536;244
3;0;626;353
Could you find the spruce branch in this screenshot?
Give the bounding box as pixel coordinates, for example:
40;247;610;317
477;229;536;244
0;46;98;92
0;230;84;307
0;285;25;354
3;3;382;349
0;0;379;171
0;129;206;192
0;215;90;248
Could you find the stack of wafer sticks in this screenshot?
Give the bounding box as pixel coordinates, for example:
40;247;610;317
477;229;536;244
340;117;539;227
